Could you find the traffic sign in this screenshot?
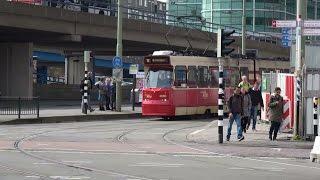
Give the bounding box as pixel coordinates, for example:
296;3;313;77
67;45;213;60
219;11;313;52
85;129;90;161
112;68;123;81
129;64;139;75
282;28;290;35
304;20;320;28
136;72;145;79
282;41;290;47
303;28;320;36
272;20;296;28
281;28;292;47
112;56;123;68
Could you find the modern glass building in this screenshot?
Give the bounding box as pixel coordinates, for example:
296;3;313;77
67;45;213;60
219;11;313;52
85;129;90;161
167;0;203;28
201;0;320;34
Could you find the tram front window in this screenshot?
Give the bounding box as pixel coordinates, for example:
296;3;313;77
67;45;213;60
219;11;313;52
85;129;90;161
146;69;173;88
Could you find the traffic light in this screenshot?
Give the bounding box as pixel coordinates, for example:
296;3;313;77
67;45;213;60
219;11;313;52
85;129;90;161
217;29;235;58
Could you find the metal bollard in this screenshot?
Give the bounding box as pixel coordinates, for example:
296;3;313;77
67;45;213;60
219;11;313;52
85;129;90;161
218;59;224;144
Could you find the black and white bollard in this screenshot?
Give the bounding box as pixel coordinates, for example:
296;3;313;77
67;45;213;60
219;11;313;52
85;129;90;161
218;59;224;144
314;97;318;137
294;76;302;135
83;70;88;114
82;51;91;114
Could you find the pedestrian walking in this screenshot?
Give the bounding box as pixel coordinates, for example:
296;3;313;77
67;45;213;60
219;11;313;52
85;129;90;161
227;87;245;142
238;75;251;92
268;87;284;141
241;87;251;133
248;82;264;131
104;77;112;110
95;77;106;111
110;80;116;111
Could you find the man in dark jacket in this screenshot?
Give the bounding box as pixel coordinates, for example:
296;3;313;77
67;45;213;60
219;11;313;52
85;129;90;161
248;82;264;131
268;87;283;141
227;87;244;141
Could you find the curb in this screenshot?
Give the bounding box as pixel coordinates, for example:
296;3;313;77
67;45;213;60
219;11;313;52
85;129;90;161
0;113;143;125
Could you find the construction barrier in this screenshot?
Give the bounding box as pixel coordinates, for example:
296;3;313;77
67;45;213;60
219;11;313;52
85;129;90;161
280;98;291;132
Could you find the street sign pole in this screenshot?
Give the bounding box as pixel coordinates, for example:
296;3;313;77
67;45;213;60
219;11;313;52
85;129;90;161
217;29;224;144
132;74;136;111
83;51;91;115
116;0;123;112
129;64;139;111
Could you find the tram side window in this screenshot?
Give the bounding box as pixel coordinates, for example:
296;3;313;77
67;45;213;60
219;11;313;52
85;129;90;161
230;68;240;87
188;66;198;88
175;66;187;87
198;66;209;88
240;67;249;78
209;67;218;88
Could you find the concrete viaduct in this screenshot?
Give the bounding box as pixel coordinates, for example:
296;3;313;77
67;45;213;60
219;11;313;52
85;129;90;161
0;1;289;97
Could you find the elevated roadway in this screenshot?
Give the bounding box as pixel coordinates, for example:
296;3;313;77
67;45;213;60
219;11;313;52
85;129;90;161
0;0;289;57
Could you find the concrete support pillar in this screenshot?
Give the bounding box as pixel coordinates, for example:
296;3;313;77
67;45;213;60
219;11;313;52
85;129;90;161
0;43;33;97
66;56;93;84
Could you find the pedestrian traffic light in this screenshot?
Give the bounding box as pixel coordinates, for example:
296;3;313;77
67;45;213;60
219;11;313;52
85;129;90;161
217;29;235;58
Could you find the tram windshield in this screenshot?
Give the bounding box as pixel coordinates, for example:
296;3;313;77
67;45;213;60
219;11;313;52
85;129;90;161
146;69;173;88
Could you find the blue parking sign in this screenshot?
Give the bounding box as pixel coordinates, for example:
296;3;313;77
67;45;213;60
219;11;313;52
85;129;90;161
113;56;123;68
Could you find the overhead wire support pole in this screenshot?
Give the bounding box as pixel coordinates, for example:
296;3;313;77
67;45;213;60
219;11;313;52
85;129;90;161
242;0;246;55
294;0;306;137
116;0;123;112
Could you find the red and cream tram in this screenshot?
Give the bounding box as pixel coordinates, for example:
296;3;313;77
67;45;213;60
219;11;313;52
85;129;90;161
142;51;289;118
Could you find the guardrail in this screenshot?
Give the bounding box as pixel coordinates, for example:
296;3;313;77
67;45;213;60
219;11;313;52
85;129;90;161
0;97;40;119
7;0;281;45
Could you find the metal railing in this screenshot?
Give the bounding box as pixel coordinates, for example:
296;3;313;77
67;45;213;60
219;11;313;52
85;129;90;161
0;97;40;119
7;0;282;45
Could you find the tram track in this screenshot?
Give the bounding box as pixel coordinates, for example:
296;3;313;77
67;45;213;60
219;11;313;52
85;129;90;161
0;162;50;180
11;119;163;180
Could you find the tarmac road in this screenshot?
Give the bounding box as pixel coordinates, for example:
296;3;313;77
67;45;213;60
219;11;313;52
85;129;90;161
0;118;319;180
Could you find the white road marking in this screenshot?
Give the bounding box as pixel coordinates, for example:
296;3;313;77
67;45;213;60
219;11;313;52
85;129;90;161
49;176;90;179
30;150;155;156
130;163;184;168
33;162;55;165
271;148;282;152
189;129;205;135
37;143;49;146
173;154;224;158
62;160;92;164
229;167;254;170
25;175;41;179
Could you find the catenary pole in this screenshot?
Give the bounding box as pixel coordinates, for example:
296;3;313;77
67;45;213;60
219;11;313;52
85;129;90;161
116;0;123;112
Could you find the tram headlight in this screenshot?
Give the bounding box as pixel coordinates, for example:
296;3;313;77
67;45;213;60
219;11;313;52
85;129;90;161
159;94;168;101
144;94;152;101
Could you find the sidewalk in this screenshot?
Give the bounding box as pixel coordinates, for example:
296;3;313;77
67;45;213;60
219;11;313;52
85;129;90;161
0;100;142;124
187;119;314;159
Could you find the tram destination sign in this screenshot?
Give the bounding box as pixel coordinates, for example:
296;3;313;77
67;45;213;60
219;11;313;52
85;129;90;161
144;56;170;65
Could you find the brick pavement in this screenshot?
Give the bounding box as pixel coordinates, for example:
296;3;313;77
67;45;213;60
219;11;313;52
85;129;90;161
187;119;314;159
